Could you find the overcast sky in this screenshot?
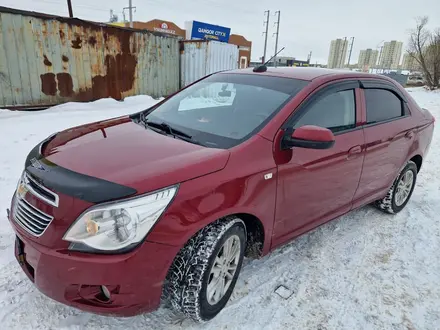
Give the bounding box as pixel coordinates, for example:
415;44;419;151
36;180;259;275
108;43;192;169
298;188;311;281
2;0;440;64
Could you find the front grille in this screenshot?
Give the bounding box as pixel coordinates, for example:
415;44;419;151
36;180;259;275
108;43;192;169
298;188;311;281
25;173;59;207
13;196;54;236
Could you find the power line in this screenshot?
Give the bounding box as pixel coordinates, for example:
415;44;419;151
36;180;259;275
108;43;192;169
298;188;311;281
31;0;110;13
144;0;258;17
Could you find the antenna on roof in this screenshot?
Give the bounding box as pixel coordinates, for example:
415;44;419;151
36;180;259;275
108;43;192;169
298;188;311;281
253;47;285;72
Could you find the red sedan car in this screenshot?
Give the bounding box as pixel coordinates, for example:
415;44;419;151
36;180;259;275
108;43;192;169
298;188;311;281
8;67;435;322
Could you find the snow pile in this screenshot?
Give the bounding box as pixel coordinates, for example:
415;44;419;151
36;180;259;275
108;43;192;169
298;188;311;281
0;88;439;329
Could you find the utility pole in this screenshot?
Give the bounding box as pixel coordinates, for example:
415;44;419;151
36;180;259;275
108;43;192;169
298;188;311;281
340;37;347;68
123;1;136;28
307;51;312;63
262;10;270;64
67;0;73;18
122;10;126;23
378;46;384;72
347;37;355;67
273;11;280;67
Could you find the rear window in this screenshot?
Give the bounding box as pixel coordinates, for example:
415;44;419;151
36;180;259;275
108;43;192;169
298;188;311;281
365;89;404;123
145;74;308;148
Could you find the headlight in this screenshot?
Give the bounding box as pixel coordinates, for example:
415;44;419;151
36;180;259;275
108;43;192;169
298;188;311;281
63;186;178;253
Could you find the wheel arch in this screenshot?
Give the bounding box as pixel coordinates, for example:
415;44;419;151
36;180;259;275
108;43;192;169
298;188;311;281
168;211;266;261
409;154;423;172
233;213;265;258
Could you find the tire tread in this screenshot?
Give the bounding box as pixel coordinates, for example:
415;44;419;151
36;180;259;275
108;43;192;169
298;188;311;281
163;217;245;322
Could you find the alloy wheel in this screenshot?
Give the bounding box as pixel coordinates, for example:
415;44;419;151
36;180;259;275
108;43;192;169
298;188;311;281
395;170;414;206
206;235;241;305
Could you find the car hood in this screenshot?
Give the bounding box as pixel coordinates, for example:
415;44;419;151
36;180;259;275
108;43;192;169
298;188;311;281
41;117;230;193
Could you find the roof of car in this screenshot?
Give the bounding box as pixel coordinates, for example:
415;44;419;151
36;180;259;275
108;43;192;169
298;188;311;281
225;67;382;81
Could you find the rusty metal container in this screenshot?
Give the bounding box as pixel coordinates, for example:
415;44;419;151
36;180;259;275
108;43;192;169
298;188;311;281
0;6;180;109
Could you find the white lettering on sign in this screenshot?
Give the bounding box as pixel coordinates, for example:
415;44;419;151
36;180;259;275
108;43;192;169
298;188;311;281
198;28;215;35
154;27;176;34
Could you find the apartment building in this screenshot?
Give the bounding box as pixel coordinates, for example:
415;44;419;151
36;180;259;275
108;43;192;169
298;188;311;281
327;39;348;69
401;53;420;71
358;49;379;71
380;40;403;69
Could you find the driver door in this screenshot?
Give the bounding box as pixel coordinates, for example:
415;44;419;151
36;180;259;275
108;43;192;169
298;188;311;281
272;81;365;247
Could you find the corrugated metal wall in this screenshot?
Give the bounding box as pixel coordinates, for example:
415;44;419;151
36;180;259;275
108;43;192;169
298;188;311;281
0;7;180;108
180;40;238;87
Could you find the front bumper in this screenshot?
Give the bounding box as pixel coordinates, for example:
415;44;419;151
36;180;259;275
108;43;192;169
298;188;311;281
9;211;180;317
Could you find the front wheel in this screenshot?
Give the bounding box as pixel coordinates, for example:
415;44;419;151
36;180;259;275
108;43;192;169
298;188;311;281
375;161;417;214
164;218;246;322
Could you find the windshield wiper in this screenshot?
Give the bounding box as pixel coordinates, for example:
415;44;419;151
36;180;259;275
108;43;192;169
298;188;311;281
145;120;203;146
145;120;191;138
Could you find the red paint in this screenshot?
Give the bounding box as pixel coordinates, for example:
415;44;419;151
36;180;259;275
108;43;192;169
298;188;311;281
292;125;335;142
56;73;74;97
9;68;435;317
40;73;57;96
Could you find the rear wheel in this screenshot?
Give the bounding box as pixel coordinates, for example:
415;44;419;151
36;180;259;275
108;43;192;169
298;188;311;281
164;218;246;322
375;161;417;214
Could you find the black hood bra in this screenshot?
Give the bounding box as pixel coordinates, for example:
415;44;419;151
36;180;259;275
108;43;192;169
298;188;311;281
24;135;137;204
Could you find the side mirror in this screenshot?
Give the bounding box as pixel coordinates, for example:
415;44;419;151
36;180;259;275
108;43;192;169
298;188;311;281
282;125;335;150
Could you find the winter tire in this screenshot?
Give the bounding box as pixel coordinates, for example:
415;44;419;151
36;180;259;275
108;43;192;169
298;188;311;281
374;160;417;214
164;217;246;322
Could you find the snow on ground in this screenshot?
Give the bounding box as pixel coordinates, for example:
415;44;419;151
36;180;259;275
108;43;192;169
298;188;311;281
0;89;439;330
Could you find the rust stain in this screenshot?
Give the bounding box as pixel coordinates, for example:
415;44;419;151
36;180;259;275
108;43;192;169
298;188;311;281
56;73;74;97
88;36;97;47
43;55;52;66
40;73;57;96
62;55;69;62
71;34;82;49
76;30;137;101
59;29;65;40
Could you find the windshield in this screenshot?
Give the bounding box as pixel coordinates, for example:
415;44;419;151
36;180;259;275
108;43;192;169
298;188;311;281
143;73;308;149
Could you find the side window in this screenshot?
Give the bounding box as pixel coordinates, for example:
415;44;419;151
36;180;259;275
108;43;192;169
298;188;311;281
365;89;403;123
293;89;356;133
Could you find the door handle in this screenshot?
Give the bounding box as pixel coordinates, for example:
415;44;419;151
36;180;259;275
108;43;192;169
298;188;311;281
405;130;415;139
347;145;362;160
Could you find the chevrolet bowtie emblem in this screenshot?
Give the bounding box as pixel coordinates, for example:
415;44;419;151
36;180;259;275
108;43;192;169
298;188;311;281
30;157;45;171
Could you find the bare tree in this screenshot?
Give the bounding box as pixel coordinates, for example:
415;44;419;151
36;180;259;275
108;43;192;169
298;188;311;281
407;16;440;89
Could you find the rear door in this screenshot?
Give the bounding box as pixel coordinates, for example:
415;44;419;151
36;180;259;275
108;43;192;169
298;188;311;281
272;80;365;247
352;81;416;208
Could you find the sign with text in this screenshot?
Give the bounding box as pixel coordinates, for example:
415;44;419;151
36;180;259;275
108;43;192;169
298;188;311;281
190;21;231;43
154;22;176;35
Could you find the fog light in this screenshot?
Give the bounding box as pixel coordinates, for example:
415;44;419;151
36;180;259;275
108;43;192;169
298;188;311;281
100;285;111;301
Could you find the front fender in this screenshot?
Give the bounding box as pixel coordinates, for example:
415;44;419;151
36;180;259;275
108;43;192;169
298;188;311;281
146;169;277;256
